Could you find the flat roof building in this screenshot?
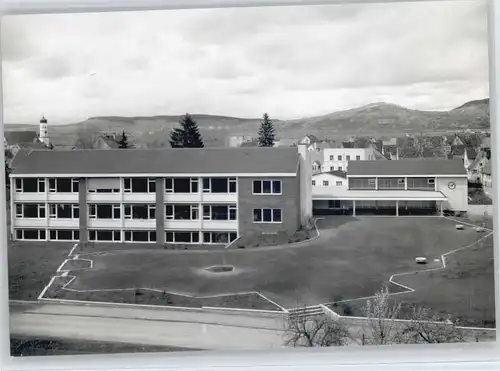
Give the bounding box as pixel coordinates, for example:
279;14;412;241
10;147;312;245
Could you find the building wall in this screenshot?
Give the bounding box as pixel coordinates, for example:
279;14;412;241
298;144;312;224
237;176;300;236
312;173;347;190
322;148;373;172
436;177;468;211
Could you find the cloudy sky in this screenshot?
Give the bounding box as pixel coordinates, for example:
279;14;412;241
1;0;489;125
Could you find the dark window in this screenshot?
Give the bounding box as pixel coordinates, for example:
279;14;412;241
96;205;113;219
211;178;228;193
89;231;96;241
72;180;79;193
40;230;46;240
273;209;282;222
328;200;341;208
166;232;174;242
151;231;156;242
212;232;229;244
253;209;262;222
131;178;148;193
15;179;22;191
346;156;350;161
229;207;237;220
56;178;72;192
211;205;229;220
50;230;57;239
23;204;40;218
175;232;192;243
74;206;80;218
174;205;191;220
133;231;149;242
56;204;72;218
113;231;120;241
97;230;113;241
356;155;361;160
113;206;121;219
191;179;199;193
263;209;272;222
253;181;261;194
203;232;211;243
23;178;38;193
338;155;342;160
39;205;46;218
174;178;191;193
24;229;40;240
192;232;199;243
58;230;73;240
124;179;131;191
229;179;237;193
203;178;210;192
203;205;210;219
230;233;237;242
16;230;23;239
272;181;281;194
38;179;45;192
165;205;173;219
262;181;271;194
49;178;56;191
148;179;156;193
149;206;156;219
125;231;132;241
74;230;79;240
165;178;173;192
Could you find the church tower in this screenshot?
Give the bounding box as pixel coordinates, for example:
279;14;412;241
39;116;50;146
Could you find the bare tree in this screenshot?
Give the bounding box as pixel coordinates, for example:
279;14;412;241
74;129;98;149
399;307;465;344
284;311;351;347
361;286;402;345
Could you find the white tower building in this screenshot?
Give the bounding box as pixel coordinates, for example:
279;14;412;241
39;116;49;146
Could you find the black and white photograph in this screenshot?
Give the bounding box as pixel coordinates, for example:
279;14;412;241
2;0;496;357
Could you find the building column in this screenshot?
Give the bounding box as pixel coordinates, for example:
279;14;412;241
78;178;88;244
352;200;356;216
396;201;399;216
440;201;444;216
404;177;408;190
156;178;165;246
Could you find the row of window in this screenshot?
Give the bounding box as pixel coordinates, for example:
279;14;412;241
14;229;237;244
329;155;361;161
14;178;284;195
312;180;343;187
348;177;436;190
14;204;282;224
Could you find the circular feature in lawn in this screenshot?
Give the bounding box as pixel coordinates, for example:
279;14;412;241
204;265;235;273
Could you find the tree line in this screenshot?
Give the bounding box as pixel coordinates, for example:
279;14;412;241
114;112;276;149
285;286;473;347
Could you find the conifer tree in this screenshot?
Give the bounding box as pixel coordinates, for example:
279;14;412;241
169;113;204;148
118;130;129;149
258;113;275;147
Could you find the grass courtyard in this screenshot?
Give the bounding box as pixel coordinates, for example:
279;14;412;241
31;216;495;326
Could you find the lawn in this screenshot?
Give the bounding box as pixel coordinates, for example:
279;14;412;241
8;241;74;301
43;217;491;325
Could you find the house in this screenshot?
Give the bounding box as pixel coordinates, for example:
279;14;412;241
4;131;40;156
467;150;489;183
92;134;121;149
463;147;477;170
481;160;492;190
312;159;468;216
9;146;311;244
299;135;319;146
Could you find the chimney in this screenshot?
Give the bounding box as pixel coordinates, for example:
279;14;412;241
298;144;312;225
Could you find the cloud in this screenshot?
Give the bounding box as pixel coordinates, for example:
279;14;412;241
0;0;489;124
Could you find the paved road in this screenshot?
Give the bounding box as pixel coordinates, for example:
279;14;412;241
9;302;287;351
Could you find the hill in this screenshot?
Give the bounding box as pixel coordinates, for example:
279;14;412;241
5;98;490;147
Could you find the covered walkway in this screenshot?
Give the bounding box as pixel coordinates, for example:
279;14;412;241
312;190;447;217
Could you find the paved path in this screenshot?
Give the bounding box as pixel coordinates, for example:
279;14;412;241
9;302;286;351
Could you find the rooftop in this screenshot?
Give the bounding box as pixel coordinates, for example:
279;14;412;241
11;147;299;176
313;188;447;201
4;131;38;145
347;159;467;176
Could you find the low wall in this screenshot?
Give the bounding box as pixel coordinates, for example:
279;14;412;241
467;204;494;217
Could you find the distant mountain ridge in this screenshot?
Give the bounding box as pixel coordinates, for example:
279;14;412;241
6;98;490;147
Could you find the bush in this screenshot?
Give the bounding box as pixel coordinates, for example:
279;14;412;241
342;303;353;316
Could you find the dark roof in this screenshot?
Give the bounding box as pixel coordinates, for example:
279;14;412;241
466;147;477;160
11;147;299;175
327;170;347;178
347;159;467;176
4;131;37;145
95;136;120;149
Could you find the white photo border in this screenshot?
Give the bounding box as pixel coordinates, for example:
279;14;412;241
0;0;498;370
